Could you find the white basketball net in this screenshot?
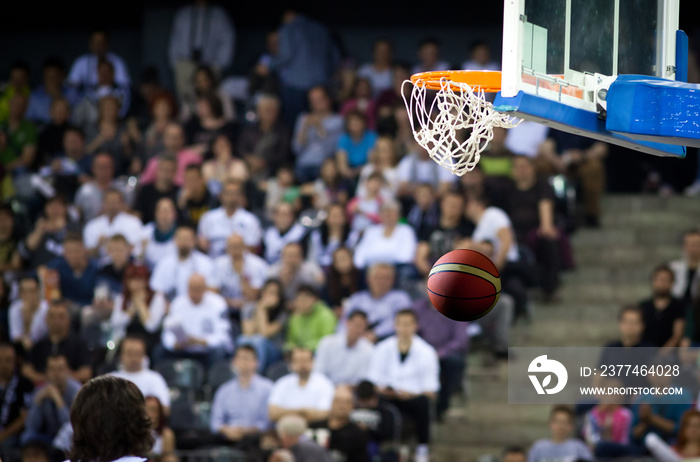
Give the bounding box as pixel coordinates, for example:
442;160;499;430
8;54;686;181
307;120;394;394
402;77;521;176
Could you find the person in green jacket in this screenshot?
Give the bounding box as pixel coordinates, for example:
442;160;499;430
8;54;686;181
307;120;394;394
285;284;337;351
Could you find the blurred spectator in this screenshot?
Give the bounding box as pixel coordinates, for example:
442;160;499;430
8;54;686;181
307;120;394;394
307;204;359;269
20;195;79;269
149;225;215;298
340;78;376;129
72;60;130;130
374;64;411;140
502;446;527;462
291;86;344;182
67;30;130;91
358;39;394;97
158;274;232;367
414;190;472;277
353;200;417;270
9;276;48;352
213;233;269;310
640;265;686;348
0;343;33;449
0;205;21;274
275;414;332;462
134;154;179;224
169;2;235;103
22;300;92;385
237;94;291;180
144;396;176;460
36;98;71;163
412;296;468;421
645;409;700;461
314;310;373;385
198;179;262;257
270;8;340;127
268;347;335;424
95;233;133;295
179;65;235;124
396;145;456;199
183;93;237;152
308;385;370;462
127;66;174;132
140;197;178;270
110;335;171;411
406;183;439;241
528;406;592;462
461;40;499;71
202;133;248;197
505;156;562;301
351;380;400;460
504;120;550;159
26;58;77;125
0;61;31;124
267;242;324;301
336;110;377;179
301;157;351;210
139;123;202;186
343;262;411;341
263;203;307;264
412;38;450;74
210;345;273;447
21;354;81;445
238;279;287;373
249;31;280;99
285;284;336;352
541;130;608;228
37;126;92;200
367;309;440;462
110;265;166;350
582;377;633;453
263;166;301;220
1;94;38;174
325;247;361;314
347;172;385;233
141;94;178;161
83;188;143;257
670;229;700;306
480;127;514;179
356;136;399;199
74;152;121;222
84;95;133;173
45;233;98;308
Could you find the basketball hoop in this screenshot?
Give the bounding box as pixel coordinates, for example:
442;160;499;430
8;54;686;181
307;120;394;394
402;70;521;176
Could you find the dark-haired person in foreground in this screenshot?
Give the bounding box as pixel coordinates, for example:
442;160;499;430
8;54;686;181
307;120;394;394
0;342;34;450
67;375;154;462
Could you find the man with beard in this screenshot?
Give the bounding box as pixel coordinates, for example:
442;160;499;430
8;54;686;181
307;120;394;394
149;224;215;299
639;265;686;348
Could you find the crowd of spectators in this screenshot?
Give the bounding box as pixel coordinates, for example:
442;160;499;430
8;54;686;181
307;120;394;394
2;2;686;462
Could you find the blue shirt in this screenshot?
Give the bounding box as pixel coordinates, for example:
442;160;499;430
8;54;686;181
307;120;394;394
22;379;81;444
629;390;691;444
273;15;340;89
338;131;378;167
210;375;273;432
26;85;79;125
47;257;98;306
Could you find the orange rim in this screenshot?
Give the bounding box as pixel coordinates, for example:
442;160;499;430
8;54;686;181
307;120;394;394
410;70;502;93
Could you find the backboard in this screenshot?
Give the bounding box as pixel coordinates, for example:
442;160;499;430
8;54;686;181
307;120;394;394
494;0;688;158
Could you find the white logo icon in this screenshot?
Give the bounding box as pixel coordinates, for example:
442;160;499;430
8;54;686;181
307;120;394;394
528;355;568;395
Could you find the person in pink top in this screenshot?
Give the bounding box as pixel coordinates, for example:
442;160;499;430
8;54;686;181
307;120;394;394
584;378;633;450
139;122;201;186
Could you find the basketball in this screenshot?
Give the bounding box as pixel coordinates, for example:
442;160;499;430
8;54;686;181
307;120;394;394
427;249;501;322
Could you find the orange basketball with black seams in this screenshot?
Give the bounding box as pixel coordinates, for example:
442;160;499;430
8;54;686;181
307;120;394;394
427;249;501;322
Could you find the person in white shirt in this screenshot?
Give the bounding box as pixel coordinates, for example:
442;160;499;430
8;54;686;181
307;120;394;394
158;274;232;367
110;335;171;413
411;38;450;74
262;202;307;264
268;348;335;424
396;145;457;200
314;310;374;385
140;198;178;270
504;121;550;158
342;262;412;341
67;30;131;90
212;233;269;310
9;276;49;351
83;188;143;258
461;40;500;71
74;153;126;222
357;39;394;96
670;229;700;304
366;309;440;462
198;179;262;257
149;225;216;299
353;200;418;269
267;242;325;301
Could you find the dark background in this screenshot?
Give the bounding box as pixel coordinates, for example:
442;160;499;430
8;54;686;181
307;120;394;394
2;0;699;191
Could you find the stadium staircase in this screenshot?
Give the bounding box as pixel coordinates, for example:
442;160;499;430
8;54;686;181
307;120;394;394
430;194;700;461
